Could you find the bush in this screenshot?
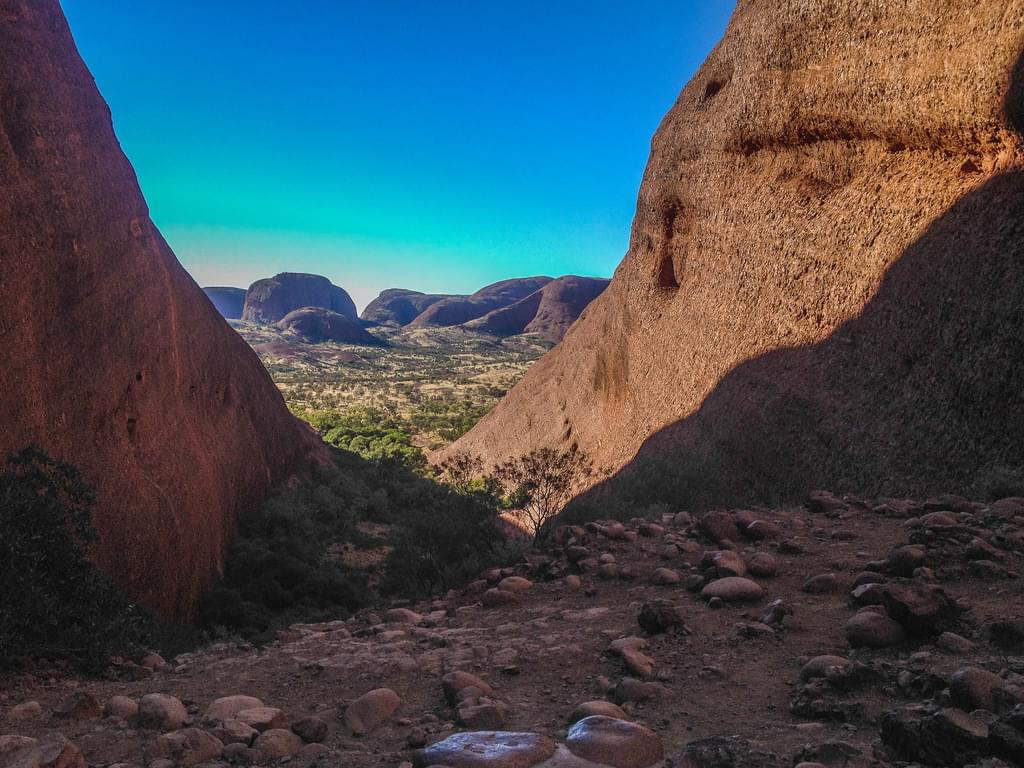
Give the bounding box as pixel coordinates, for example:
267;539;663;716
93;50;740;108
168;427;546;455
973;464;1024;501
0;446;150;670
492;446;594;543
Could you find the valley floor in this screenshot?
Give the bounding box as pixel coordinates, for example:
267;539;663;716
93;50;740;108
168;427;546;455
2;494;1024;767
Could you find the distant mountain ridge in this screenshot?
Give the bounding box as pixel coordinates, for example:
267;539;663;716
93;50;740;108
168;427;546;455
203;272;609;344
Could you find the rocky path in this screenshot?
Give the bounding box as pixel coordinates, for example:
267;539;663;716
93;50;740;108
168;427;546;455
3;492;1024;767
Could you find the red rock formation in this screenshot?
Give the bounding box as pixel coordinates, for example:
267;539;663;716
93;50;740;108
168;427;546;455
0;1;323;618
242;273;358;324
360;289;457;327
466;276;609;343
278;307;383;345
446;1;1024;507
409;277;552;328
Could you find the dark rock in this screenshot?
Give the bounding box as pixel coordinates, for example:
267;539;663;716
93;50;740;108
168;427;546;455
881;581;959;636
880;706;989;767
637;600;689;634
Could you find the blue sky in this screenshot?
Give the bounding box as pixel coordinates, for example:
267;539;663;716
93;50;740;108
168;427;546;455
62;2;735;310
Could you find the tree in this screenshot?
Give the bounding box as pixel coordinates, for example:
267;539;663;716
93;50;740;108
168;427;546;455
0;446;150;669
493;446;593;543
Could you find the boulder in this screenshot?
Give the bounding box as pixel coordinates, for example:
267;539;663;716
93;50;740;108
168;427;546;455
344;688;401;736
565;716;663;768
845;609;906;648
701;577;764;603
204;696;265;723
148;728;223;767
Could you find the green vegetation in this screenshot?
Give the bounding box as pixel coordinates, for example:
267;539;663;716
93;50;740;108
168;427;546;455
296;406;428;472
235;321;550;449
0;447;150;670
197;447;512;642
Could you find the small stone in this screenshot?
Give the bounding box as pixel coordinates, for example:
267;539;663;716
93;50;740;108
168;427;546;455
443;671;493;705
236;706;288;732
650;567;681;585
204;695;265;723
253;728;304;758
138;694;189;731
949;667;1003;712
212;719;259;746
457;700;509;729
937;631;974;654
344;688;401;735
566;716;663;768
701;577;764;603
148;728;224;766
799;656;850;682
565;575;582;591
637;600;688;634
8;701;42;721
613;678;665;704
291;715;328;743
845;609;906;648
385;607;423;624
482;587;518;607
103;696;138;720
53;692;102;721
498;576;533;593
747;553;777;577
802;573;839;594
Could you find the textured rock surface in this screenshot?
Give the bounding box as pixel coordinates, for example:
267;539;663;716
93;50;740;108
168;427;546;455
242;272;357;323
409;277;552;328
277;307;381;345
360;288;457;327
446;1;1024;509
202;287;246;320
466;276;610;343
0;1;322;618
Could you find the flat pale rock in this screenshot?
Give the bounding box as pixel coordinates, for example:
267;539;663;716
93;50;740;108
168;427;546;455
566;716;664;768
204;695;265;723
3;737;86;768
701;577;764;603
344;688;401;735
7;702;42;721
416;731;557;768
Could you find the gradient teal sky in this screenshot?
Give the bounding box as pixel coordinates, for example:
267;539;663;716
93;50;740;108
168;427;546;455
62;2;735;310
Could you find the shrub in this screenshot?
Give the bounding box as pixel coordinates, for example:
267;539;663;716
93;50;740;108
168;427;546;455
0;446;150;670
973;464;1024;501
493;446;594;543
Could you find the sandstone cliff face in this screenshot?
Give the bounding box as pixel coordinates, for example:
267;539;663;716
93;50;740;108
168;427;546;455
466;276;610;343
0;2;322;618
409;277;552;328
203;287;246;320
242;273;357;324
278;307;382;345
360;289;457;327
448;1;1024;508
